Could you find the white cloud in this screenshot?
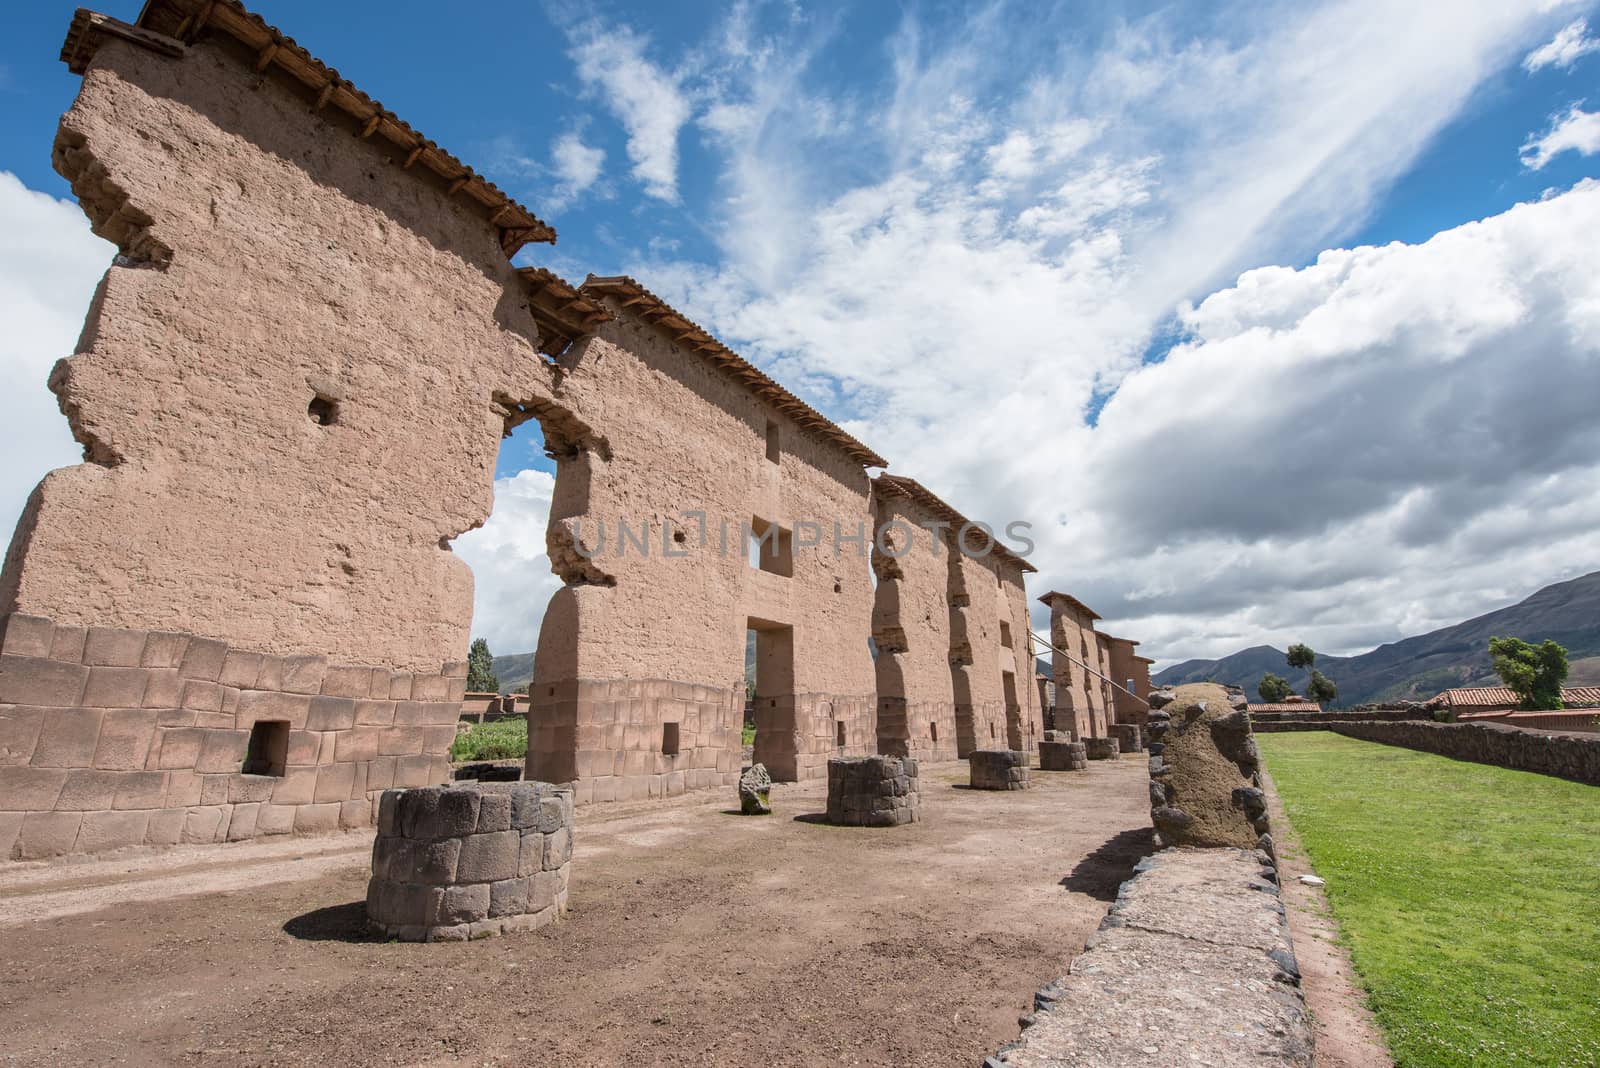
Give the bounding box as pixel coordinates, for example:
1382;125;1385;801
451;467;564;657
547;131;605;209
1522;103;1600;168
567;26;691;203
1523;17;1600;71
0;172;112;538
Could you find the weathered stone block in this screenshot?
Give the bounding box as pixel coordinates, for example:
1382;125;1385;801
0;656;89;707
457;829;520;882
145;808;186;846
237;689;312;729
48;625;87;664
112;771;167;810
0;705;46;766
314;762;357;803
156;727;204;769
217;651;264;689
56;769;120;810
178;639;229;682
0;614;54;659
82;627;148;668
140;631;191;670
93;707;158;770
295;802;343;833
194;730;249;773
31;707;106;767
307;695;357;732
77;810;150;853
15;811;83;858
141;668;182;709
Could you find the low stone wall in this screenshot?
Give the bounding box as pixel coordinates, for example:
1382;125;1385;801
1329;719;1600;786
1084;736;1120;760
988;848;1313;1067
1039;738;1086;771
825;756;920;826
1252;707;1420;732
970;749;1030;790
1;612;461;860
367;781;573;942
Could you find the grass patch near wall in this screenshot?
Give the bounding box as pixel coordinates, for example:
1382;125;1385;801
449;717;527;762
1260;732;1600;1067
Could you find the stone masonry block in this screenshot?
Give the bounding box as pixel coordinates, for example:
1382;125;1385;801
0;656;90;707
145;808;186;846
77;810;151;853
456;829;519;883
15;811;83;859
393;754;434;788
295;802;343;833
236;689;312;729
0;705;46;766
165;769;203;807
230;774;276;803
489;876;530;917
31;708;106;768
252;656;286;691
141;669;182;709
180;680;225;713
475;790;511;833
226;802;261;841
321;665;374;699
0;615;54;658
157;727;204;769
217;650;264;689
113;771;167;810
271;766;318;805
410;674;450;701
93;708;158;770
256;803;296;836
340;799;369;829
82;626;148;668
140;631;191;669
281;655;329;694
56;769;120;810
306;696;357;732
354;700;395;726
200;775;230;805
194;730;249;774
48;625;87;663
181;806;225;843
335;727;381;763
314;762;356;803
83;667;151;709
178;638;228;682
542;824;571;871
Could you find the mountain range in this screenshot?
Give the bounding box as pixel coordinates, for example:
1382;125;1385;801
1153;570;1600;706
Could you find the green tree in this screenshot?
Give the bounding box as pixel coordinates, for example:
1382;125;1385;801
1286;643;1316;672
1308;670;1338;706
1488;636;1568;710
1258;672;1292;703
466;637;499;693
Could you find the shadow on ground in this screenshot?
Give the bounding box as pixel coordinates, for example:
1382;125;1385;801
1059;826;1158;901
282;901;378;942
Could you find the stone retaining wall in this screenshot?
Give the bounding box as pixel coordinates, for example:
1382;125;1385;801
1329;719;1600;786
367;781;573;941
1;613;459;860
988;848;1313;1067
825;756;920;826
1252;707;1420;732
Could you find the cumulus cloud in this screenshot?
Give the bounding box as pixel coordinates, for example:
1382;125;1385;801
0;172;112;537
567;25;691;203
545;130;605;210
1523;18;1599;71
450;468;564;657
1522;103;1600;168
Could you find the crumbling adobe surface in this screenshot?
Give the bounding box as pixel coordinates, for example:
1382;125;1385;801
1147;683;1270;851
0;32;584;673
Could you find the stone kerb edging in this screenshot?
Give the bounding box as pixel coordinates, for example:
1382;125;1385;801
986;848;1314;1067
367;781;573;942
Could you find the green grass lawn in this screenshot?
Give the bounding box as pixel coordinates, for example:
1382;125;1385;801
449;716;527;762
1260;732;1600;1067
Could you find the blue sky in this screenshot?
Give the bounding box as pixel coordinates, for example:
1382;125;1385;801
2;1;1599;661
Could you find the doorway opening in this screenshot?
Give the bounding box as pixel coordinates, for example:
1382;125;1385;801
747;616;798;780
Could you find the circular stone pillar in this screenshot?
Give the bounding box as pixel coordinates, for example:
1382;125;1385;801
825;756;921;826
970;749;1031;789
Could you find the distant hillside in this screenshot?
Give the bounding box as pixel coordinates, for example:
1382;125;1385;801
1155;570;1600;707
489;652;534;693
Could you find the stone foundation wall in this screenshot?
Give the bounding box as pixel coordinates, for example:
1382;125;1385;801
875;697;960;763
1251;707;1420;732
367;781;573;942
955;697;1010;757
1329;719;1600;786
526;678;743;804
1;612;458;860
825;755;920;826
969;748;1030;790
989;848;1313;1066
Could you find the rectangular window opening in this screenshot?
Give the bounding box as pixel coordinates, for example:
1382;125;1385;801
999;621;1012;649
930;722;939;743
241;719;289;777
765;420;781;464
662;721;681;756
747;516;794;577
835;719;847;747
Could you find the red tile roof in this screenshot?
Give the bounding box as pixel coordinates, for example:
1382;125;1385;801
1247;702;1324;714
1437;685;1600;708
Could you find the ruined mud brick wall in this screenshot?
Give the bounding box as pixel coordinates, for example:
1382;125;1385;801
367;781;573;942
8;12;585;672
1;614;459;860
0;7;590;857
869;480;958;762
1093;633;1117;727
1131;654;1154;704
1039;592;1107;741
1328;719;1600;787
1147;683;1271;852
1104;634;1146;726
989;848;1312;1067
947;533;1038;757
526;277;882;797
825;755;920;826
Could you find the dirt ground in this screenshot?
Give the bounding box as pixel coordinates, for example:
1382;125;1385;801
0;759;1155;1067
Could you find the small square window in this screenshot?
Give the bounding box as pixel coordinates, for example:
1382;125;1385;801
662;721;681;756
241;720;289;777
747;516;794;577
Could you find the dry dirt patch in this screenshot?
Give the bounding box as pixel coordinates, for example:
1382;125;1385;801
0;759;1152;1067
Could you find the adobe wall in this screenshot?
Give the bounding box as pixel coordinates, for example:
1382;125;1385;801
1042;594;1108;740
527;303;877;796
1;32;584;673
870;483;958;762
949;547;1036;756
1105;636;1145;725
